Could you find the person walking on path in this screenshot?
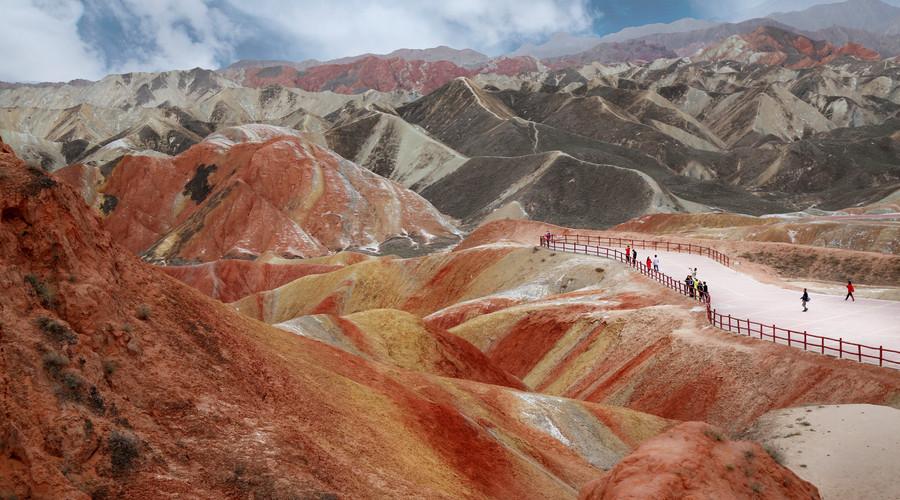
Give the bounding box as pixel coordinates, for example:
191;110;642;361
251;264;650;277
686;275;694;298
632;249;638;267
625;245;631;264
691;267;698;280
801;289;810;312
646;256;652;270
653;255;659;272
845;280;855;302
702;282;709;302
694;277;700;300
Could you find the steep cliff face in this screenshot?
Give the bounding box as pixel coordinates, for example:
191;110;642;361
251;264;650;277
58;125;461;263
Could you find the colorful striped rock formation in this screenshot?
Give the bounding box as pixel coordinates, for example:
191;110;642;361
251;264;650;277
57;124;461;264
0;137;692;498
236;219;900;435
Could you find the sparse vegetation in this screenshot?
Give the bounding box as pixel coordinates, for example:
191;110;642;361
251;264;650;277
764;445;785;465
108;431;140;475
783;432;802;438
36;316;77;344
798;421;811;427
743;449;755;461
750;482;763;494
42;351;70;375
88;386;105;414
58;371;86;402
122;323;133;334
136;304;151;321
725;464;735;471
25;274;55;308
102;359;117;377
704;429;725;442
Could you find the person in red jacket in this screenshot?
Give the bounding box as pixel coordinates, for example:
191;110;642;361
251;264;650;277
625;245;631;263
845;280;855;301
646;256;652;270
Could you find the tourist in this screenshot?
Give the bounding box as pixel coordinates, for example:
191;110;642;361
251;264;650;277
691;267;698;280
686;275;694;298
646;256;652;270
653;254;659;272
801;289;810;312
845;280;855;302
625;245;631;263
632;249;638;267
694;278;700;300
702;281;709;301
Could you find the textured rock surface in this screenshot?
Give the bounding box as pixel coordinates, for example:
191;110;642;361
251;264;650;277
57;125;461;262
579;422;820;499
0;137;676;499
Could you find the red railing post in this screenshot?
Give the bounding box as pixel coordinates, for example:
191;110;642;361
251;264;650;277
727;314;731;332
821;336;825;354
803;331;807;351
858;344;862;363
880;346;884;367
839;338;843;359
787;330;791;347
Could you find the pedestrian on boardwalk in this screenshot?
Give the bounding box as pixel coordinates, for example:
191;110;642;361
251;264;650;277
691;267;698;280
686;275;694;298
845;280;855;302
801;289;810;312
632;249;638;267
625;245;631;264
646;256;652;270
653;255;659;272
694;277;700;300
702;282;709;301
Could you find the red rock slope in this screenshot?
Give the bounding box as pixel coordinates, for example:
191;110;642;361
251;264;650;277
580;422;820;499
58;125;460;263
697;26;880;68
0;138;677;498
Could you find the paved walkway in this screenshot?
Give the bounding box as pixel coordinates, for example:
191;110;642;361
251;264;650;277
637;249;900;355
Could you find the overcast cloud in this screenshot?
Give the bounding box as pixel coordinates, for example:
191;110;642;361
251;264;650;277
1;0;896;83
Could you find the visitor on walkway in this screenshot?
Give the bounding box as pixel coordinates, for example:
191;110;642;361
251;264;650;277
653;255;659;271
801;289;810;312
691;267;698;280
702;281;709;301
845;280;855;302
632;249;638;267
686;275;694;298
694;277;700;300
625;245;631;263
646;256;652;270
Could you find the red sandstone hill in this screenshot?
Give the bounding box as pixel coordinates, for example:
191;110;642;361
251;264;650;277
697;26;880;68
0;138;682;498
57;124;460;263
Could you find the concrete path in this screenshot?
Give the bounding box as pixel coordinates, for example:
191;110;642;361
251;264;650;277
636;249;900;359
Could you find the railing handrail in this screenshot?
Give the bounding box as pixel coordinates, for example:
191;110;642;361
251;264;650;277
550;234;732;267
539;235;899;369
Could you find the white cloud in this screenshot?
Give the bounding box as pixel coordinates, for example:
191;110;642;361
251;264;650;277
0;0;106;82
223;0;595;59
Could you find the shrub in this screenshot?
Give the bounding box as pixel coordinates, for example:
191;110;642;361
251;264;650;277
704;429;724;442
42;351;70;375
58;372;86;402
88;386;105;414
764;445;785;465
25;274;55;308
108;431;140;475
102;359;117;377
36;316;77;344
136;305;151;321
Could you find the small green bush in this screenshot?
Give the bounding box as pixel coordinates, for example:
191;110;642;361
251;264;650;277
42;351;70;375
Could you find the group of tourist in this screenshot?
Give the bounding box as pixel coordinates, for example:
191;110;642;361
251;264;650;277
685;269;709;302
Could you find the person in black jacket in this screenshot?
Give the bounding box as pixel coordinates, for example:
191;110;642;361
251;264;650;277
801;289;810;312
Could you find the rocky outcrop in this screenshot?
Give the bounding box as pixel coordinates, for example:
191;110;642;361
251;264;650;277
58;125;461;262
579;422;820;499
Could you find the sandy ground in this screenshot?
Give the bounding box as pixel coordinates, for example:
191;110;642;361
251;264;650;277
620;248;900;363
746;404;900;500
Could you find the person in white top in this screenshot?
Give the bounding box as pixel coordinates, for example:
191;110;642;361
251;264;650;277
653;255;659;271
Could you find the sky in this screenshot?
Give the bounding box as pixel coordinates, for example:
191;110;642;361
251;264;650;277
0;0;894;82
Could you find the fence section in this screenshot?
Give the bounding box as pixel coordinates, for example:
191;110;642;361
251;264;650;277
548;234;731;266
539;234;899;369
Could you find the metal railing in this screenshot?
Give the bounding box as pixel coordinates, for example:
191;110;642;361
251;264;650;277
539;234;899;369
547;234;730;266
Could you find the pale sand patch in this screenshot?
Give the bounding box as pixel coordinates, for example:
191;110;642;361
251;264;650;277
747;404;900;500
